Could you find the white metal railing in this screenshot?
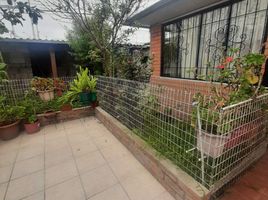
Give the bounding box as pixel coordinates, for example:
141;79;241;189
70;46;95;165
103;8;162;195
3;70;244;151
0;77;74;104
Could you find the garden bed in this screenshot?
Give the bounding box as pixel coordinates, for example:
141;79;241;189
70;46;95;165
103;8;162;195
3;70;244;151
96;76;268;198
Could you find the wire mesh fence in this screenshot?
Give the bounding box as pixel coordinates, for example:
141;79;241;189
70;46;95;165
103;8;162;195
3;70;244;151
97;76;268;193
0;77;74;104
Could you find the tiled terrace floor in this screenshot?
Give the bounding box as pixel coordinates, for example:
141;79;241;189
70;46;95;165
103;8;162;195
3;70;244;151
0;117;175;200
221;149;268;200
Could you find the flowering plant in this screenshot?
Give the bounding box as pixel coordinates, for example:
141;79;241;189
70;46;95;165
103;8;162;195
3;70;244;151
203;49;266;109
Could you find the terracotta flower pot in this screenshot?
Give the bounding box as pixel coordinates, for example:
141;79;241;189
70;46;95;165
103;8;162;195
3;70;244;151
38;90;54;101
197;129;229;158
61;104;73;111
56;90;63;97
24;120;41;134
0;120;21;141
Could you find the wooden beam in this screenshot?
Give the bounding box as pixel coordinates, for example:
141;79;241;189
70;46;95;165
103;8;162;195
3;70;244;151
49;47;58;78
264;37;268;58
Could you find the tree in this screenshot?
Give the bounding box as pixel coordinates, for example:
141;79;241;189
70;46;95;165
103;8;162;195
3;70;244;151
66;23;104;75
0;0;42;35
42;0;144;76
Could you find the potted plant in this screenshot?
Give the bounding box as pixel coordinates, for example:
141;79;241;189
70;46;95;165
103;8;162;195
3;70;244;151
57;90;76;111
0;96;25;140
193;50;266;158
41;98;60;118
70;67;93;106
53;78;67;97
88;75;98;106
20;96;41;134
31;77;55;101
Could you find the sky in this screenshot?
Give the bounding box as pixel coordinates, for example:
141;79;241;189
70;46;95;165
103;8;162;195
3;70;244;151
1;0;159;44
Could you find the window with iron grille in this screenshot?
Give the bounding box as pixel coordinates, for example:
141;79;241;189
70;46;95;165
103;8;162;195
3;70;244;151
162;0;268;80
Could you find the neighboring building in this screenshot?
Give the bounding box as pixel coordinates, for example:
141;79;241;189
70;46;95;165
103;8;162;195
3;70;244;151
127;0;268;88
0;38;75;79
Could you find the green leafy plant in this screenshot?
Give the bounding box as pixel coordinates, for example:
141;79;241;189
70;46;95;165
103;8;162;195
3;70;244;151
0;96;25;126
0;53;8;83
31;77;54;92
20;93;42;124
88;76;97;92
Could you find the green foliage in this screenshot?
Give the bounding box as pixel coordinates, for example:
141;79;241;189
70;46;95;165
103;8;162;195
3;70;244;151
58;67;98;106
43;0;143;76
0;53;7;83
116;48;152;82
19;92;41;123
0;96;25;126
0;0;42;34
67;24;104;75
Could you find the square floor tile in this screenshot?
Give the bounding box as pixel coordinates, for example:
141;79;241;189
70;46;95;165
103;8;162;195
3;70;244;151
88;184;129;200
0;138;21;155
12;155;44;180
67;132;91;146
5;171;44;200
65;126;87;135
93;135;121;149
153;192;175;200
76;151;106;174
45;177;85;200
121;171;165;200
80;165;118;198
21;191;44;200
0;165;13;184
45;136;69;153
109;156;144;181
45;159;78;188
45;130;66;142
17;144;44;162
0;183;8;200
40;125;57;134
45;146;73;168
63;120;84;130
0;151;17;167
71;140;98;158
100;145;131;163
20;134;44;148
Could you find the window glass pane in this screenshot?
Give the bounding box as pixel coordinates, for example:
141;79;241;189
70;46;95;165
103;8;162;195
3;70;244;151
179;15;200;79
163;24;179;77
197;6;230;80
228;0;268;54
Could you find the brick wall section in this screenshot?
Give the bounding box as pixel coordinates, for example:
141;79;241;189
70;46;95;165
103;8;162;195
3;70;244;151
150;24;162;77
96;107;210;200
37;106;95;126
151;76;213;96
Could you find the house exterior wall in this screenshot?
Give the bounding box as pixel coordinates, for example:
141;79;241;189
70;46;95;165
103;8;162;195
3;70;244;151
150;24;162;77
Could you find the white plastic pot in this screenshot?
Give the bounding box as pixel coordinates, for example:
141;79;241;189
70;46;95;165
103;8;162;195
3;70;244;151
197;130;229;158
38;90;54;101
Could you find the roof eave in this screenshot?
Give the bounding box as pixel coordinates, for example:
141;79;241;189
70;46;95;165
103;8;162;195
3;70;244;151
126;0;176;27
